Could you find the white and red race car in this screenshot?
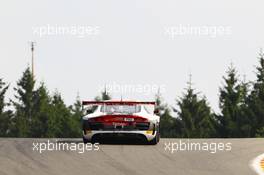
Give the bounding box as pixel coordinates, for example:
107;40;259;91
82;100;160;144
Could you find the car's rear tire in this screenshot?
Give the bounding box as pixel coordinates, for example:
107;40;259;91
148;131;160;145
83;136;89;144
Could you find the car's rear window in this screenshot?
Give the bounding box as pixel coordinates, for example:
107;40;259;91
100;105;141;114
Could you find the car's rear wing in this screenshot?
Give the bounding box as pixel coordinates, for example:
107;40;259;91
82;101;155;106
82;101;159;115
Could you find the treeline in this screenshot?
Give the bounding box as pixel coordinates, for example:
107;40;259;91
0;68;110;138
158;52;264;138
0;52;264;138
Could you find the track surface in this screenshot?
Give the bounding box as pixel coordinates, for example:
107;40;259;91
0;138;263;175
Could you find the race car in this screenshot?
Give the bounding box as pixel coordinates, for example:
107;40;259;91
82;100;160;145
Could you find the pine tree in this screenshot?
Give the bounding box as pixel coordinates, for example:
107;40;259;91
155;92;178;138
160;108;179;138
71;94;84;119
154;92;184;138
11;67;35;137
248;52;264;137
47;92;73;137
30;83;52;137
176;76;215;138
95;89;111;101
218;64;246;137
237;77;252;137
0;78;12;136
69;94;84;137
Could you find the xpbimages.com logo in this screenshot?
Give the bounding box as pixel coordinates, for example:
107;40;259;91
164;140;232;154
32;140;99;154
32;24;100;38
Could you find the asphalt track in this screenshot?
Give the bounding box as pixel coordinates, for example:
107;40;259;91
0;138;263;175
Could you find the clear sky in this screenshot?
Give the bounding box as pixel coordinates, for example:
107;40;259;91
1;0;264;113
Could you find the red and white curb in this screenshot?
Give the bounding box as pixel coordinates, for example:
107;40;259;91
251;153;264;175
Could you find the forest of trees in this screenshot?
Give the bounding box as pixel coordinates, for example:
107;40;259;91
0;67;111;138
0;52;264;138
157;52;264;138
